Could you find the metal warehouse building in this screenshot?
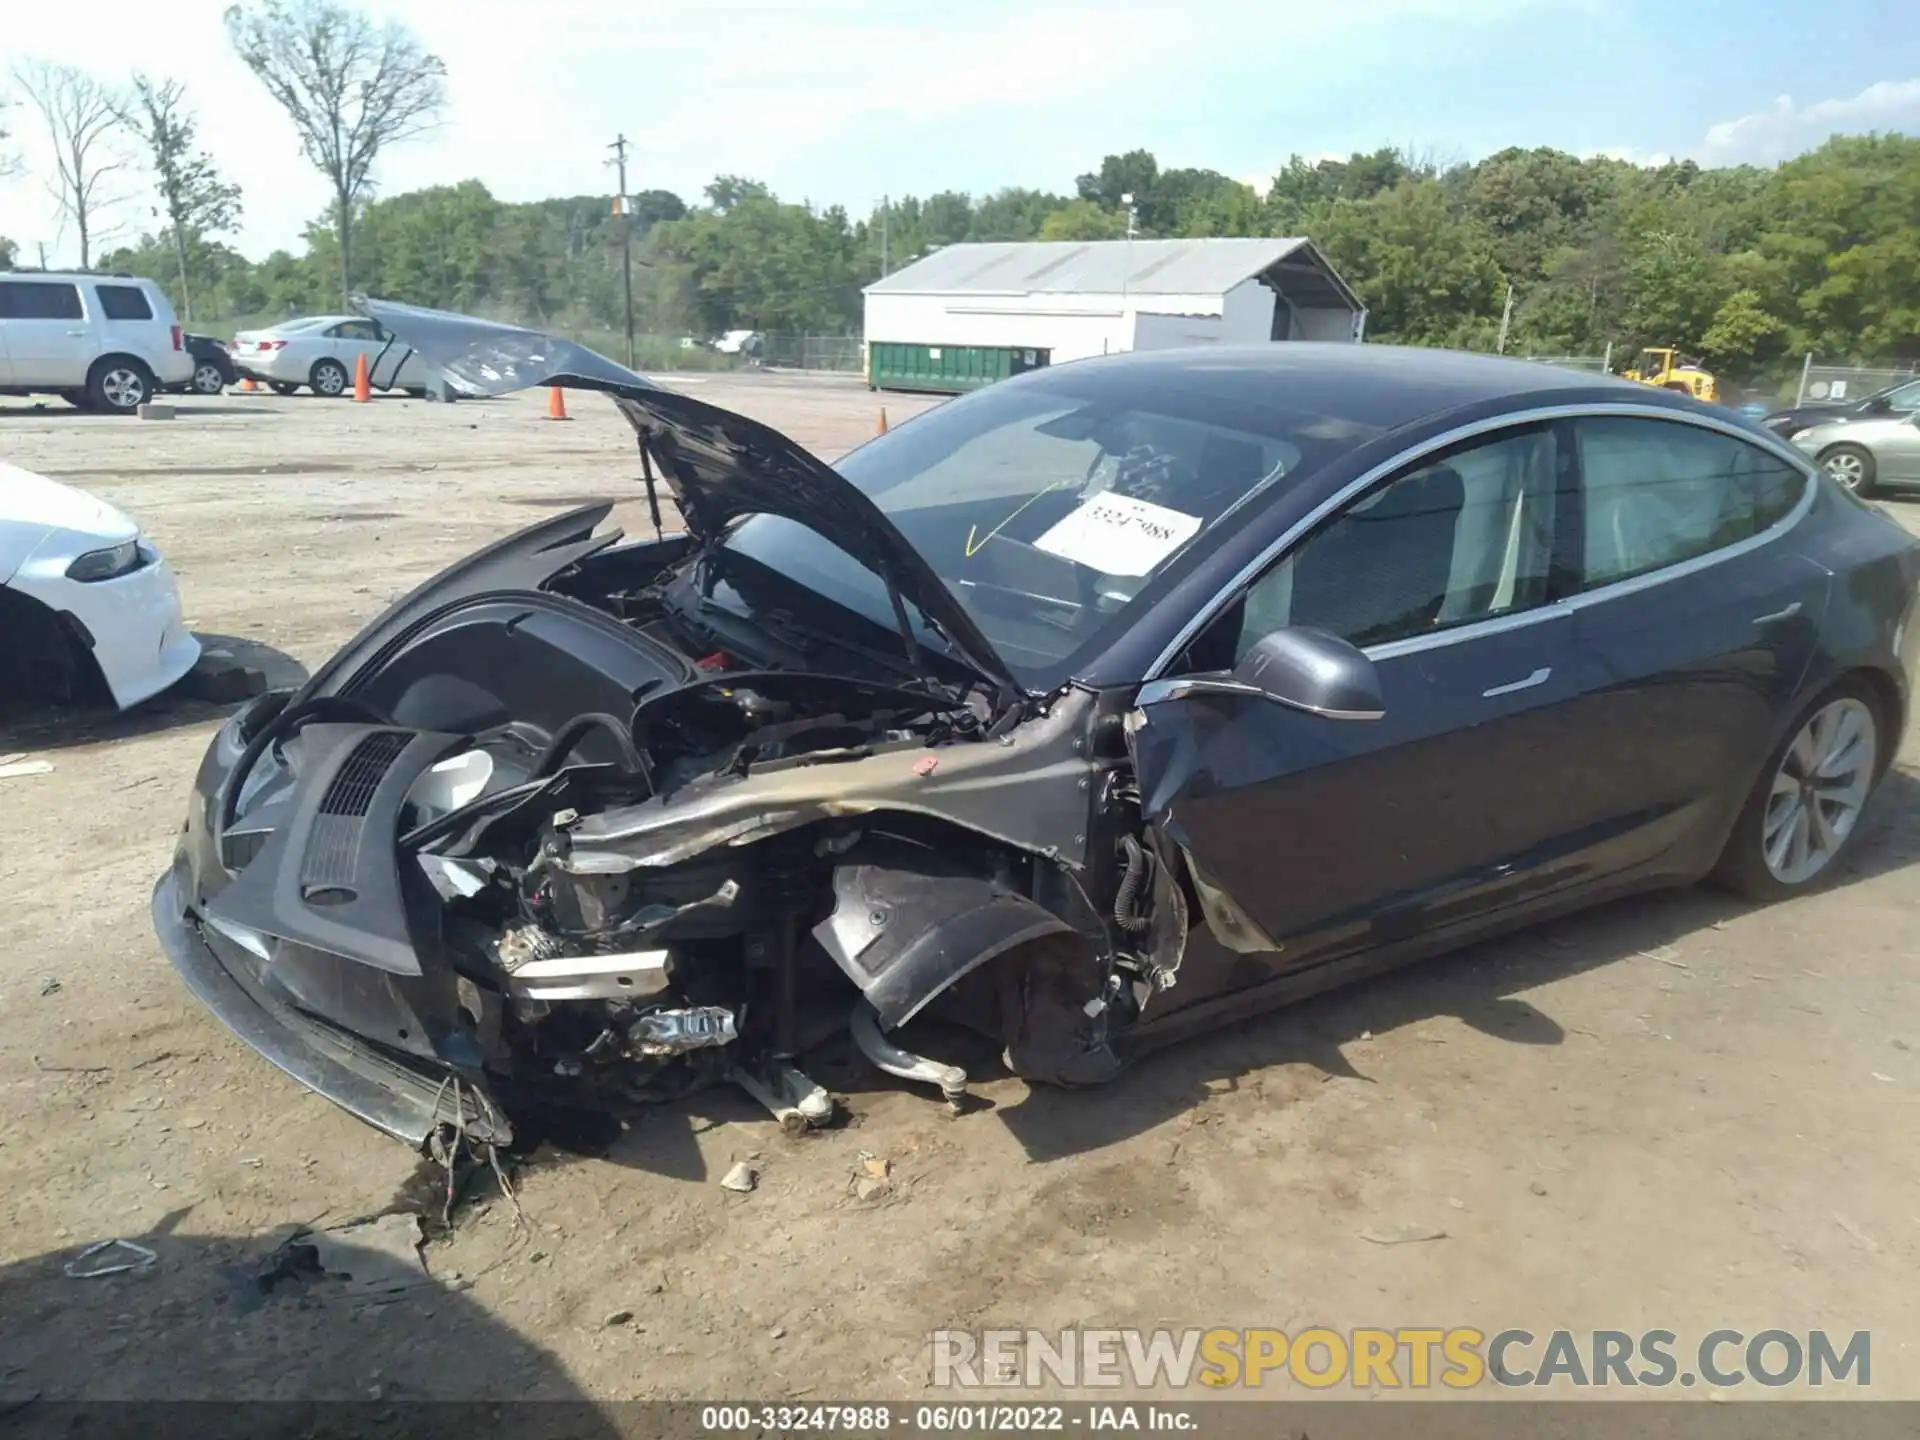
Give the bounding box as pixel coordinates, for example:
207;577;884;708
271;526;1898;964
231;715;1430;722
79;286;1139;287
862;236;1365;393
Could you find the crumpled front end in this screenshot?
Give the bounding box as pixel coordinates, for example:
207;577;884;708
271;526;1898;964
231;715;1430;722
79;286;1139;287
150;506;1153;1154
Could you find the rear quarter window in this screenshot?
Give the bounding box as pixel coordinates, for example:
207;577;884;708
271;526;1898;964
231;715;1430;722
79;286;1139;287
1575;416;1808;590
0;281;84;321
94;284;155;321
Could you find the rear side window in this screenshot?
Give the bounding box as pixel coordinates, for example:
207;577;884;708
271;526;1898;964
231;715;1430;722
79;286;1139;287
1575;417;1806;591
0;281;84;320
95;283;154;321
329;320;379;341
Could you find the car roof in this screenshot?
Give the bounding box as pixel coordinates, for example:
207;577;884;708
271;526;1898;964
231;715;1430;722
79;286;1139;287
1017;342;1661;436
0;271;160;283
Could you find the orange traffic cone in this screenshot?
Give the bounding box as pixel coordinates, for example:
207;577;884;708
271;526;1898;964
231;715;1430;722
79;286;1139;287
877;407;889;435
238;376;257;392
547;386;571;421
352;351;371;402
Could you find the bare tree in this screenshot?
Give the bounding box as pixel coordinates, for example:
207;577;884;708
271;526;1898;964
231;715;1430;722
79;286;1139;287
11;60;128;268
1;91;21;180
224;0;446;305
119;76;242;321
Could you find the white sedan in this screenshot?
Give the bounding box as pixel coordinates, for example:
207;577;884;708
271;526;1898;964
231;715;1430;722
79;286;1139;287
230;315;428;397
0;461;200;710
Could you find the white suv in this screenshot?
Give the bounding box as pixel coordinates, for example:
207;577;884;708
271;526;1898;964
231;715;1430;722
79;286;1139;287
0;272;195;414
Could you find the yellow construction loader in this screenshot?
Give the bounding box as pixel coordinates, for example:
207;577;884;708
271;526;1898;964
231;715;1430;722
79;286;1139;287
1623;347;1718;403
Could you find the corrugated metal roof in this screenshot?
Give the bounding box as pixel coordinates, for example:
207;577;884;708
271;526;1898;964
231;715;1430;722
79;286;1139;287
864;237;1336;300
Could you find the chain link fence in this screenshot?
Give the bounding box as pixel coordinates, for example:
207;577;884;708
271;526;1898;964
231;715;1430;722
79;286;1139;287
1518;352;1612;373
757;333;864;373
1793;358;1918;407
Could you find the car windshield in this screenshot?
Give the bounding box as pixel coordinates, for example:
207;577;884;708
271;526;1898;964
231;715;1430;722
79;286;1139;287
721;370;1383;688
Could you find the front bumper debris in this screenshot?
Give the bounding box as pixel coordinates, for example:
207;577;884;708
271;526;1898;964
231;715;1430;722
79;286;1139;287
151;869;504;1150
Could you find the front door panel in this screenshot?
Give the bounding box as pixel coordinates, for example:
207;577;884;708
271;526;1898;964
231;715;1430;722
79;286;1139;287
1130;611;1581;1011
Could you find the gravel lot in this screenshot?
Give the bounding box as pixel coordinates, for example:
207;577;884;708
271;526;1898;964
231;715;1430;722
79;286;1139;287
3;375;1918;1406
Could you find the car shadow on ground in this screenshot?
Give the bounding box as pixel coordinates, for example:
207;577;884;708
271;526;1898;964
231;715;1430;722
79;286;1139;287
0;634;309;754
860;767;1920;1164
0;1216;619;1425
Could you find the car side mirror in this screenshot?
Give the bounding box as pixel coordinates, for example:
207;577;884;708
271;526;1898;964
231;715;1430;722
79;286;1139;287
1864;396;1891;415
1141;628;1386;720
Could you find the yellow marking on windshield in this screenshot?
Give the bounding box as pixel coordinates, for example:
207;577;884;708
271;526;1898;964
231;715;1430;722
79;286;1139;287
963;480;1075;559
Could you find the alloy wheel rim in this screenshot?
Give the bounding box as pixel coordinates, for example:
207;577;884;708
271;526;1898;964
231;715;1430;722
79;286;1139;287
1763;697;1876;884
316;365;345;394
195;364;224;393
102;367;145;409
1824;452;1865;489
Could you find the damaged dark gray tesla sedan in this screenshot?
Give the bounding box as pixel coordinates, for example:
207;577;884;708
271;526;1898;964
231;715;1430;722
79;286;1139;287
153;300;1920;1156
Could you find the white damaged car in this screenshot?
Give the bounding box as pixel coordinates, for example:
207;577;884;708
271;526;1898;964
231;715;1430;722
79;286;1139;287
0;461;200;710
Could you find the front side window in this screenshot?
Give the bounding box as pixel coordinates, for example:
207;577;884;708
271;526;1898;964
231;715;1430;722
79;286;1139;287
0;281;84;320
1222;425;1568;659
95;284;154;321
1575;417;1804;591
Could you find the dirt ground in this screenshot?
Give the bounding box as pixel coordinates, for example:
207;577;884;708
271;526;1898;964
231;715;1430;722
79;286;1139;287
2;375;1918;1408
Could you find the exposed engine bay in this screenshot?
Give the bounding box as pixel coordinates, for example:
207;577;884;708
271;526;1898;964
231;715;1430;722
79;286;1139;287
156;510;1190;1158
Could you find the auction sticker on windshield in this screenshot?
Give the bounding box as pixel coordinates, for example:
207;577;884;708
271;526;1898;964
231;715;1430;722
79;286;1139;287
1032;493;1202;577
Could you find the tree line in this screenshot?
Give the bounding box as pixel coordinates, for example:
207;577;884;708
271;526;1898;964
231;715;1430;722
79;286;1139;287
2;0;1914;388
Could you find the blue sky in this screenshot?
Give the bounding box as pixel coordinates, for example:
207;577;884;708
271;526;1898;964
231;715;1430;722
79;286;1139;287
2;0;1917;264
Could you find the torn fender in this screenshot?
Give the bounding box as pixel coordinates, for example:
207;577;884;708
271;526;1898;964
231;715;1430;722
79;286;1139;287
1125;699;1284;957
812;849;1076;1029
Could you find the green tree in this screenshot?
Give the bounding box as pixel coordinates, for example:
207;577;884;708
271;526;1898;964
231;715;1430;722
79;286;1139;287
118;75;242;322
1038;199;1128;242
1699;287;1784;371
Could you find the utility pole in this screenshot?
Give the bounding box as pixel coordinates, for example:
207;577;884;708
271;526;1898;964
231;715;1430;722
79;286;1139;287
1495;282;1515;354
879;195;890;277
608;133;636;369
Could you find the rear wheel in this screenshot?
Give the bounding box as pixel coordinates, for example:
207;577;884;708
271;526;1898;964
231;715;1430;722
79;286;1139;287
86;357;153;415
191;361;227;395
310;358;349;397
1819;443;1876;497
1713;681;1882;900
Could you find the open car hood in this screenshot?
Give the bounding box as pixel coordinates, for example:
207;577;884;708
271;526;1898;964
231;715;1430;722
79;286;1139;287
358;298;1018;694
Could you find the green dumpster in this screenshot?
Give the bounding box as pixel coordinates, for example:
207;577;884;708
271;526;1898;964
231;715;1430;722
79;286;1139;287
868;342;1050;395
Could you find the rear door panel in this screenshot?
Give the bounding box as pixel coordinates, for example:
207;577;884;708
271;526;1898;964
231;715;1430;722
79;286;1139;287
1562;550;1831;876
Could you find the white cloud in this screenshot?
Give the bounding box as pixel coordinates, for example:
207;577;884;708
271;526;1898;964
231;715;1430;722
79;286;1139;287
1695;77;1920;166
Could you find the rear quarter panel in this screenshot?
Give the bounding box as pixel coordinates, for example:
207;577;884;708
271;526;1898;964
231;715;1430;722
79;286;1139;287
1792;478;1920;748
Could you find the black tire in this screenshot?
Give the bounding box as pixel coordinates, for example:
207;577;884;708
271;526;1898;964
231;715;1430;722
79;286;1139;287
191;361;227;395
1818;443;1876;497
310;358;349;397
85;356;154;415
1712;677;1885;902
267;381;300;396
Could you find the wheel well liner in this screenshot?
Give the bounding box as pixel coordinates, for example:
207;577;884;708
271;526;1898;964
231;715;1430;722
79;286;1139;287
811;842;1080;1029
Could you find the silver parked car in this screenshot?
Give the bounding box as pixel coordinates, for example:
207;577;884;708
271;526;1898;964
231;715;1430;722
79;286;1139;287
230;315;427;397
1792;412;1920;497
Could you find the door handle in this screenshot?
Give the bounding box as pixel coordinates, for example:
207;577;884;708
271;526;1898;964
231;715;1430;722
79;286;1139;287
65;329;89;337
1482;666;1551;698
1752;602;1804;627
